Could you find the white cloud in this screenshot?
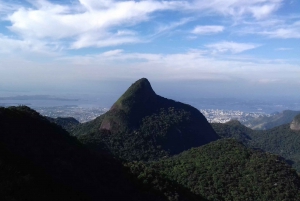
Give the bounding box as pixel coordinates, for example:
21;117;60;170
116;30;137;36
205;41;260;54
54;49;300;84
1;47;300;96
102;49;123;57
71;31;141;49
191;25;224;35
78;0;114;11
155;18;194;35
262;27;300;39
0;1;20;16
2;0;284;50
248;4;280;19
238;17;300;39
0;34;60;55
191;0;282;19
6;0;185;49
275;47;293;51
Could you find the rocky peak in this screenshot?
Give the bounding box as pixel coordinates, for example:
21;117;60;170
290;114;300;131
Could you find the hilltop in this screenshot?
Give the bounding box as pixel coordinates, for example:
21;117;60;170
72;78;219;161
211;120;253;143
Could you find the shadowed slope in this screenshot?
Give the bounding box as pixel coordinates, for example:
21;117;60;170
0;106;193;201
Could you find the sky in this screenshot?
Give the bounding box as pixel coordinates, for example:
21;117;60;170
0;0;300;105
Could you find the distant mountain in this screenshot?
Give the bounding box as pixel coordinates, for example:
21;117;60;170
0;106;198;201
243;110;300;130
127;139;300;201
72;78;219;161
212;119;300;172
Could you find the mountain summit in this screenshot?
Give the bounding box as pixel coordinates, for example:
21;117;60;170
100;78;157;131
74;78;219;160
112;78;156;111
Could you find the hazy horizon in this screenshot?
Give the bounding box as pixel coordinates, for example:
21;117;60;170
1;78;300;114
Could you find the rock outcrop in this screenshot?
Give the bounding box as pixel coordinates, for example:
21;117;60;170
290;114;300;131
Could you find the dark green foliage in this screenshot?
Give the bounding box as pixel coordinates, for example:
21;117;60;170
0;106;185;201
139;107;191;139
78;107;218;161
78;107;191;161
71;115;105;136
243;110;300;130
113;78;156;113
249;124;300;171
125;162;207;201
211;120;253;144
128;139;300;201
78;128;169;161
212;121;300;172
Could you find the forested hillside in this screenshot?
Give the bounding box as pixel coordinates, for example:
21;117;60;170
212;119;300;172
127;139;300;201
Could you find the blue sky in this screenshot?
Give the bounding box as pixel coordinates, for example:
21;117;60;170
0;0;299;103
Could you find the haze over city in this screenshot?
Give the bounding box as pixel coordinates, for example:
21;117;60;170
0;0;299;107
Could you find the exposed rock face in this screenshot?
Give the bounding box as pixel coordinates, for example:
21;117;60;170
290;114;300;131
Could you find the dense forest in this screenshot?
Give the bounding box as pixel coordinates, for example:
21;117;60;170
126;139;300;201
212;119;300;172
